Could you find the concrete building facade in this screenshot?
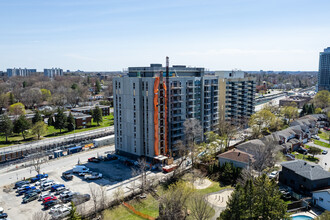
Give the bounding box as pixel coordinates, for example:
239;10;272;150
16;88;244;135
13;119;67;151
318;47;330;91
113;64;219;160
216;71;256;124
7;68;37;77
44;68;63;78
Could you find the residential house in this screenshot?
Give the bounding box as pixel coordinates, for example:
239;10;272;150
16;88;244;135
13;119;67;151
313;189;330;211
71;105;110;116
279;160;330;195
217;149;254;169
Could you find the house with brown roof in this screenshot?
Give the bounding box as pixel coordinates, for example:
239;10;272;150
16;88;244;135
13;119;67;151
217;149;255;169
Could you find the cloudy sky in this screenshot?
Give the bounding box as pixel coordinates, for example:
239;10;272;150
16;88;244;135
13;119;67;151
1;0;330;71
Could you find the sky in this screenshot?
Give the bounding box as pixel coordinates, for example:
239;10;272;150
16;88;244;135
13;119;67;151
1;0;330;71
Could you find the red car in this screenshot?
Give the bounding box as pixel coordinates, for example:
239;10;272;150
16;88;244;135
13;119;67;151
43;196;57;204
324;127;330;131
88;157;101;163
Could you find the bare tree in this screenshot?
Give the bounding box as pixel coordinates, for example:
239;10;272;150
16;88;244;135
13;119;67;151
131;158;148;195
237;168;255;185
31;211;50;220
159;181;194;220
32;153;44;175
252;137;279;174
113;186;124;204
99;185;108;211
183;118;202;166
190;193;213;220
20;88;42;108
218;119;238;148
89;184;100;215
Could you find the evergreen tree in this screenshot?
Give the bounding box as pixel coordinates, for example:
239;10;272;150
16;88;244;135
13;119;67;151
68;201;81;220
9;92;15;105
22;81;27;88
300;104;308;116
95;80;101;94
92;106;103;125
220;174;289;220
32;111;43;124
13;115;31;140
310;103;315;114
54;108;67;133
0;115;13;142
67;113;76;131
48;115;54;126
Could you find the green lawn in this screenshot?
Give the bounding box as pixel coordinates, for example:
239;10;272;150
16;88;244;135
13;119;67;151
313;139;330;148
319;131;330;141
0;114;114;148
294;152;319;163
103;179;225;220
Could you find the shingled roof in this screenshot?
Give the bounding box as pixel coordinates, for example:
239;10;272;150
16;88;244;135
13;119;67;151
217;149;254;164
281;160;330;181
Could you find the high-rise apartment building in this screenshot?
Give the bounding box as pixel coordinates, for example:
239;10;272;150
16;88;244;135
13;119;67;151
216;71;256;124
113;64;219;159
44;68;63;78
318;47;330;91
7;68;37;77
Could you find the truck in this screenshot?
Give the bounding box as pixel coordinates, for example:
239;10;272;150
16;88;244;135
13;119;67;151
93;135;115;148
162;164;178;173
30;174;48;183
72;165;89;174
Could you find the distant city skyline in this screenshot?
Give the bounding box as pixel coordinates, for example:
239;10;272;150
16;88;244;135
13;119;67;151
1;0;330;71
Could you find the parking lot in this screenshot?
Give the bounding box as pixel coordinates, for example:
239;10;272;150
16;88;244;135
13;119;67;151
0;148;171;220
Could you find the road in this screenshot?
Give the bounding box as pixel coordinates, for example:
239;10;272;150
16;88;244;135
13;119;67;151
0;145;115;187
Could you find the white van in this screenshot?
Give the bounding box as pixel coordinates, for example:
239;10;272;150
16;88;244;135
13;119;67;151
72;165;89;173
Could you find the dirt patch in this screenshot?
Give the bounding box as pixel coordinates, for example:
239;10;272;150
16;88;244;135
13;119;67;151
206;189;234;208
193;178;212;189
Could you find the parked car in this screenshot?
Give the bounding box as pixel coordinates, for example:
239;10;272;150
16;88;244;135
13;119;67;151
268;171;278;179
14;181;29;189
39;192;53;201
55;187;68;195
297;147;308;154
30;174;48;183
88;157;101;163
62;171;73;180
285;154;295;160
16;185;31;193
49;204;67;214
84;173;102;180
312;135;320;140
41;179;54;188
42;182;56;191
0;213;8;219
72;165;89;173
18;186;36;195
22;193;38;203
24;188;41;196
44;200;59;210
323;127;330;131
43;196;57;204
51;206;70;219
60;192;78;203
322;150;328;155
35;178;48;186
51;184;65;192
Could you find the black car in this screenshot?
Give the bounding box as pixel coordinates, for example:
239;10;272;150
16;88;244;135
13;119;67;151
88;157;101;163
25;188;41;196
0;213;8;219
62;171;73;180
44;200;59;209
297;147;308;154
14;181;29;189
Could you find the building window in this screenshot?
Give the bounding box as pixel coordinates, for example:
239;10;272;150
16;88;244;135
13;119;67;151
319;197;323;202
146;82;148;91
133;83;135;89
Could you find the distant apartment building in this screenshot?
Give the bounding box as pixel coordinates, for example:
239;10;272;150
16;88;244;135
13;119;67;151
113;64;219;159
7;68;37;77
44;68;63;78
318;47;330;91
216;71;256;124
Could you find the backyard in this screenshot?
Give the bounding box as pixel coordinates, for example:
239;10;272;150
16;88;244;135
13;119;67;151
0;114;114;148
102;177;230;220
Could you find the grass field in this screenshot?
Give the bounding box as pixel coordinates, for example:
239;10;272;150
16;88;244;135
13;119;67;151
102;179;225;220
319;131;330;141
294;152;319;163
0;114;114;148
313;139;330;148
